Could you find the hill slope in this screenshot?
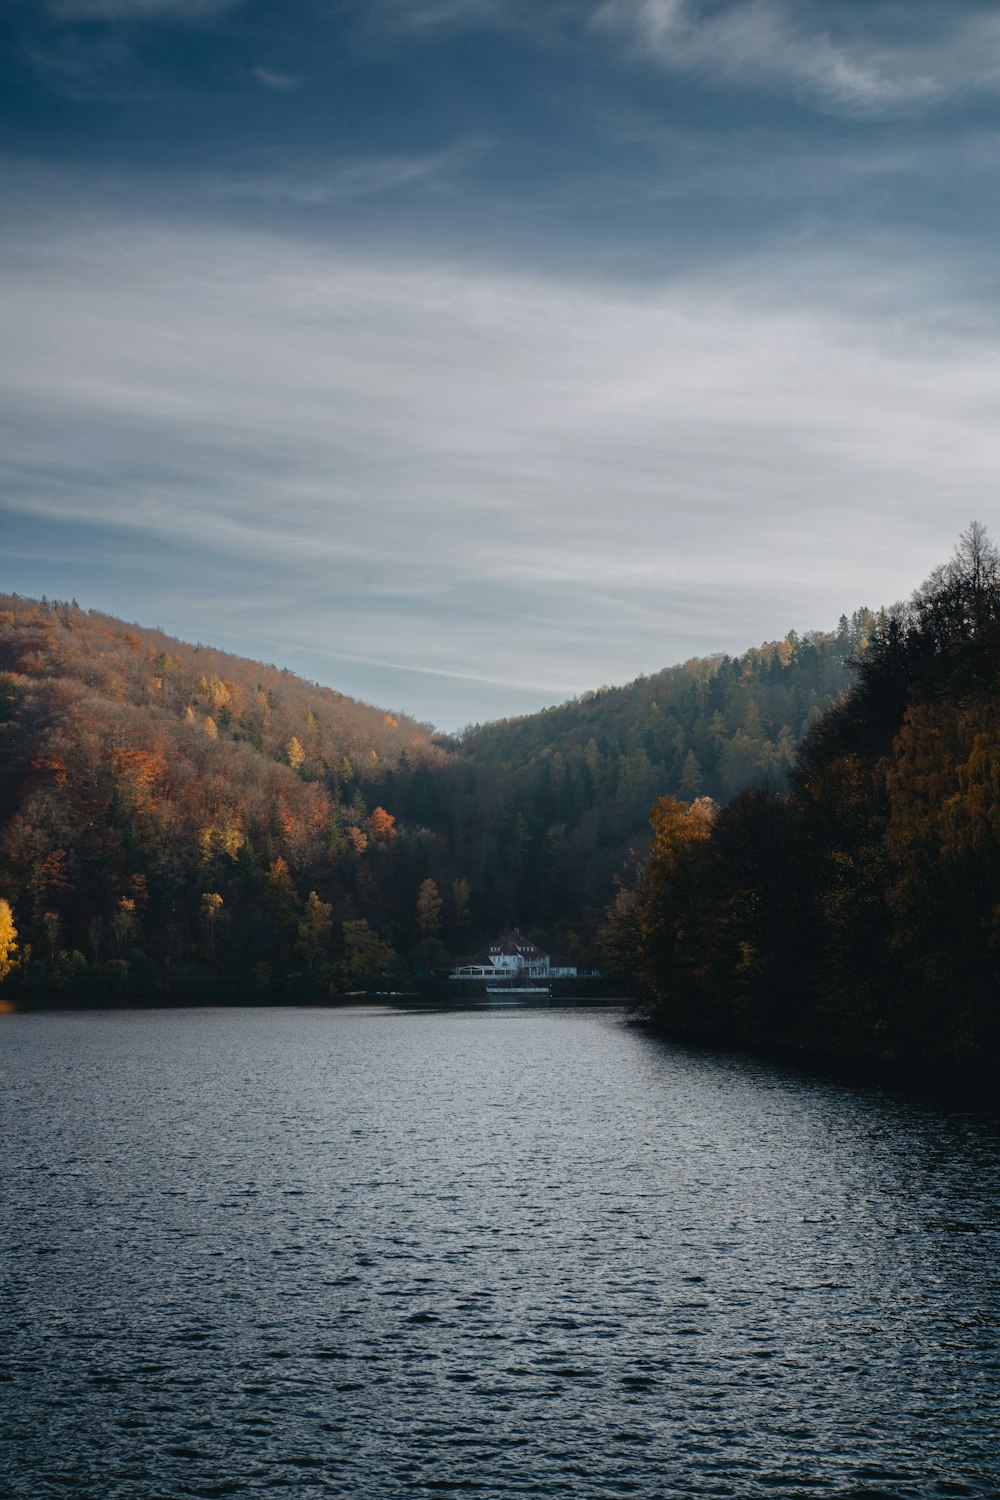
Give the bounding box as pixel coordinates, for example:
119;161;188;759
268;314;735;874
0;593;861;998
614;527;1000;1070
0;595;444;998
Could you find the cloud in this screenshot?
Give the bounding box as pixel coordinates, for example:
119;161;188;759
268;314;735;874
598;112;1000;214
252;66;301;92
368;0;517;31
20;32;148;101
214;139;491;205
47;0;241;19
250;67;301;93
597;0;1000;116
2;199;998;724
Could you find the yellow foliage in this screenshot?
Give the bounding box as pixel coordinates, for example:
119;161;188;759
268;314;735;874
286;736;305;771
648;795;716;872
198;673;232;710
0;898;18;983
219;817;244;861
416;877;443;936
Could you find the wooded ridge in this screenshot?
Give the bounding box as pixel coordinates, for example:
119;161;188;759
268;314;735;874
0;590;858;1001
607;525;1000;1071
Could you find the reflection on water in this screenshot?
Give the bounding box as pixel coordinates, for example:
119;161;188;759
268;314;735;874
2;1005;998;1498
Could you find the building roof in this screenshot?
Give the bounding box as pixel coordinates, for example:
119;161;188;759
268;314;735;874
469;927;547;965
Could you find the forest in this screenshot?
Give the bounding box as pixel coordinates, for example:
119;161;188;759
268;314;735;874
608;524;1000;1071
0;588;858;1002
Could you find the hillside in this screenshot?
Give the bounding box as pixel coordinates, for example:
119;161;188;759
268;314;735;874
440;621;865;953
0;595;447;998
0;593;861;1000
613;526;1000;1071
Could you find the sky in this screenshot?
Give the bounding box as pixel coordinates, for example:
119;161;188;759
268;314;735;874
3;1;1000;729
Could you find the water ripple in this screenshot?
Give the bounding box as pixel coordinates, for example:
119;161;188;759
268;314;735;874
1;1005;998;1499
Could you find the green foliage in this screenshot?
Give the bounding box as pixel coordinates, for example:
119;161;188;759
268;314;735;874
297;890;334;975
0;590;859;1000
622;526;1000;1071
340;920;397;988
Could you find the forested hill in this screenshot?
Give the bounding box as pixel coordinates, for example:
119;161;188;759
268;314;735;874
437;622;866;957
0;592;860;1001
611;525;1000;1072
0;595;447;1000
455;618;869;800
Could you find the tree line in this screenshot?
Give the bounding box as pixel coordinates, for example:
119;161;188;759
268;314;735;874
607;525;1000;1072
0;589;858;1002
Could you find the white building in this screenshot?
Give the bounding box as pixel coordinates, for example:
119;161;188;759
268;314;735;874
450;927;577;981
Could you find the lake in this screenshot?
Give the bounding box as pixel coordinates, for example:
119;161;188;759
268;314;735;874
2;1003;998;1498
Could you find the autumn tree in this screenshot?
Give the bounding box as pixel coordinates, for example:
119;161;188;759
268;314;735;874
297;890;334;976
111;898;137;961
638;795;716;1015
0;899;17;983
416;877;443;937
286;736;305;772
369;806;397;842
200;892;223;961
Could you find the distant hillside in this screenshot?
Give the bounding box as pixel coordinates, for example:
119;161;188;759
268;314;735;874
436;620;868;957
457;622;867;794
0;593;865;1000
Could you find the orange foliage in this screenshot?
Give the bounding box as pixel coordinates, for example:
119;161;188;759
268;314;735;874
110;748;164;787
37;849;73;898
31;753;69;787
369;806;397;842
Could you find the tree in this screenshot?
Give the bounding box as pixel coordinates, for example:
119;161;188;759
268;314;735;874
200;892;223;961
409;936;452;987
286;736;305;772
369;806;397;842
297;890;334;975
635;795;716;1018
341;919;396;987
111;897;136;960
0;899;17;983
416;877;443;936
451;877;471;934
346;825;368;855
679;750;704;797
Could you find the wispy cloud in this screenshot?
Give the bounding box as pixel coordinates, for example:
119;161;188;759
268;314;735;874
369;0;518;31
597;0;1000;116
2;192;997;723
598;112;1000;211
47;0;241;20
252;66;301;92
215;139;491;206
20;32;149;102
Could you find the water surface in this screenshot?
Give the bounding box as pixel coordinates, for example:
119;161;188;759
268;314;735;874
2;1004;998;1498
